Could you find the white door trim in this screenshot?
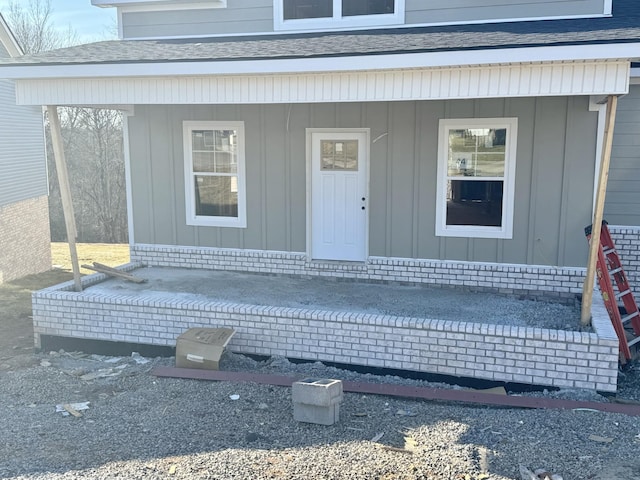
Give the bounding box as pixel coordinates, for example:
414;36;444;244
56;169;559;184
306;128;370;262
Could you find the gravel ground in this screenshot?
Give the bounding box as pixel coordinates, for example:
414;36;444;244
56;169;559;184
1;350;640;480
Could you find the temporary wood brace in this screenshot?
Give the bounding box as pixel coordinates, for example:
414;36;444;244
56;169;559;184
47;105;82;292
582;95;619;326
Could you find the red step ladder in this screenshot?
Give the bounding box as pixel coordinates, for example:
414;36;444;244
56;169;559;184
585;221;640;361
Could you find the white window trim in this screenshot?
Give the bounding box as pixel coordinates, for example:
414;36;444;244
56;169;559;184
435;117;518;239
183;120;247;228
274;0;404;31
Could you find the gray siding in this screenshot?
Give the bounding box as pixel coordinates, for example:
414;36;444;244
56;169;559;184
121;0;605;38
606;85;640;226
0;42;47;208
122;0;273;38
406;0;605;24
128;97;597;267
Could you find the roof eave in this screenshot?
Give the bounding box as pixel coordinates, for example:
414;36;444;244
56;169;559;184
0;42;638;80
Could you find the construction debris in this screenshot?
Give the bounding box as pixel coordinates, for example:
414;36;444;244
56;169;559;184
56;402;90;417
519;465;564;480
81;262;147;283
151;367;640;417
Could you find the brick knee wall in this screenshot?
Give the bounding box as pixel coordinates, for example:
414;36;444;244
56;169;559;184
32;267;619;392
608;226;640;293
130;244;587;303
0;196;51;283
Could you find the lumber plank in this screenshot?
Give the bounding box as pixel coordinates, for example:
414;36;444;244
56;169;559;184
81;263;147;283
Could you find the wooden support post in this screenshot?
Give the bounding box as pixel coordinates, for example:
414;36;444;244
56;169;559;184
47;105;82;292
581;95;618;326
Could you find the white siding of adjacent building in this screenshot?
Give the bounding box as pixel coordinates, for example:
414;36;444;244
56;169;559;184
0;43;47;207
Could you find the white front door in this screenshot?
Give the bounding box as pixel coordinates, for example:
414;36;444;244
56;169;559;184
310;131;368;261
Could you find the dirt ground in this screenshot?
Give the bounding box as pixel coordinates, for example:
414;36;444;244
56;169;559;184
0;243;129;364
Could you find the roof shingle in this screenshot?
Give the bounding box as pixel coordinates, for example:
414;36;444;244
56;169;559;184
2;0;640;66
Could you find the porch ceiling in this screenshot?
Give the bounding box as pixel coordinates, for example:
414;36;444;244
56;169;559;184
8;60;632;106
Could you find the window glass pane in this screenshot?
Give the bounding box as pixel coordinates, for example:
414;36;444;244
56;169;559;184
194;175;238;218
343;0;394;16
192;130;238;174
447;128;506;178
446;180;503;227
283;0;332;19
321;140;358;171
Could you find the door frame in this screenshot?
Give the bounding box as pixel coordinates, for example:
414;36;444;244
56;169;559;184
305;127;370;261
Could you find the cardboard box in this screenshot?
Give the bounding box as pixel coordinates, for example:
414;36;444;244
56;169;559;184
175;327;235;370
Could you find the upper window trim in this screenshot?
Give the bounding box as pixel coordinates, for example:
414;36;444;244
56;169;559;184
183;120;247;228
435;117;518;240
274;0;404;31
92;0;226;8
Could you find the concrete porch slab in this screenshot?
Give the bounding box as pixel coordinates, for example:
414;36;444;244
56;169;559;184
32;264;620;392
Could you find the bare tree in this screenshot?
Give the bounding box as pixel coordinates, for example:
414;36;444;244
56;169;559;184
4;0;127;243
5;0;78;53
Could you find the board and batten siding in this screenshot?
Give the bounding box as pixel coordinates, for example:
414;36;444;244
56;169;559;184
606;84;640;226
129;97;596;267
0;43;47;208
120;0;606;38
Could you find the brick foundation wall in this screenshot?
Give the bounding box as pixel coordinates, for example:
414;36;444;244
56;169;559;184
608;225;640;292
131;244;586;303
32;264;619;392
0;196;51;283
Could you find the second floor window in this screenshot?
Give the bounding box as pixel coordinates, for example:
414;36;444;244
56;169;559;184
284;0;394;20
277;0;402;30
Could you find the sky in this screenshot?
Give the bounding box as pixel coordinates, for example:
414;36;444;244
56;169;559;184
0;0;117;43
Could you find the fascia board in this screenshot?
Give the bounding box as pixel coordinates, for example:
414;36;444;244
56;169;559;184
0;42;638;80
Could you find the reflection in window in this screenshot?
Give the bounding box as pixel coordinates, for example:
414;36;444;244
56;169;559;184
446;180;503;227
445;128;506;227
321;140;358;171
194;176;238;218
283;0;332;19
343;0;394;16
436;118;517;239
184;121;246;227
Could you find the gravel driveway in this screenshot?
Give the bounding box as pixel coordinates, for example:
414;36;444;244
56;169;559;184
1;351;640;480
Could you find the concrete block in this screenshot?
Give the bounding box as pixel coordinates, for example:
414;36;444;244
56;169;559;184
292;378;343;425
292;378;343;406
293;402;340;426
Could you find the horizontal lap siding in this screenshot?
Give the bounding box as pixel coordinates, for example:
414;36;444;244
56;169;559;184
406;0;604;23
121;0;605;38
0;67;47;207
129;98;596;267
606;85;640;226
121;0;273;38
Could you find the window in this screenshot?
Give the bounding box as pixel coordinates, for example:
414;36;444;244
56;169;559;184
183;121;246;228
435;118;518;239
276;0;403;30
